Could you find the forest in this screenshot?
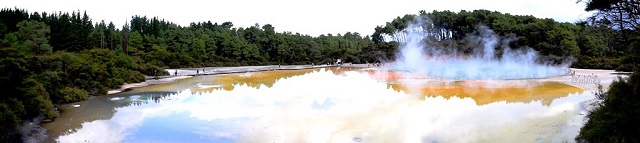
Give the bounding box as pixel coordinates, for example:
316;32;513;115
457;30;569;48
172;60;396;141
0;0;638;141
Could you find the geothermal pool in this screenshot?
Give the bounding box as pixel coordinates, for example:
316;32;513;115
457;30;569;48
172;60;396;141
42;67;596;143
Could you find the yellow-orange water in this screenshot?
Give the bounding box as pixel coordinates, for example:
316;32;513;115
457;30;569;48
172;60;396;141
212;69;319;90
204;68;583;105
190;67;360;93
360;70;584;105
389;81;582;105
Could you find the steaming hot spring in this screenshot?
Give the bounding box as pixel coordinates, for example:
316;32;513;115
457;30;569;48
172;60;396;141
367;17;576;91
46;18;597;143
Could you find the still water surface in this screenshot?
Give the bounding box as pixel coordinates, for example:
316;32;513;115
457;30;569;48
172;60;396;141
44;67;592;143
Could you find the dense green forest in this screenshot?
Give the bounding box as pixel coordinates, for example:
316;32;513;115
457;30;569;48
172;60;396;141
1;0;639;141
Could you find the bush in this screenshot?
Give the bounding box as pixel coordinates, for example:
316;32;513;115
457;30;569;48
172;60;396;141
58;87;89;103
19;78;55;119
616;63;638;72
573;56;620;69
139;63;168;76
577;71;640;142
0;103;22;142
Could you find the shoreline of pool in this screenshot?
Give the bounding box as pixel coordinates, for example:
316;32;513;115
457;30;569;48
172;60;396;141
107;64;370;95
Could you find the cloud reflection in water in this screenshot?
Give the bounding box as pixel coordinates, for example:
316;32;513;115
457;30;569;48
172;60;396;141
57;69;592;143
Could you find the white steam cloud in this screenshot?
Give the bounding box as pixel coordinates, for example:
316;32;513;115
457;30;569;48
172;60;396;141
391;17;571;80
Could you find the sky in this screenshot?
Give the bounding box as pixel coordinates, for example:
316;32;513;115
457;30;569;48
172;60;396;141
1;0;592;37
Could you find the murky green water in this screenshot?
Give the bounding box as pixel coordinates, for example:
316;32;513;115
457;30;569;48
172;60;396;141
43;68;593;143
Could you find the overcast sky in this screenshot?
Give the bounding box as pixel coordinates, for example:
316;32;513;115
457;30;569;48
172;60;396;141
2;0;591;36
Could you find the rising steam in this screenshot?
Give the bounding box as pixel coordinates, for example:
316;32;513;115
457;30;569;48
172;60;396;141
390;17;571;80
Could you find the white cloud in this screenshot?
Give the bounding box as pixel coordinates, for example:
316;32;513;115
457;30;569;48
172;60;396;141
1;0;590;36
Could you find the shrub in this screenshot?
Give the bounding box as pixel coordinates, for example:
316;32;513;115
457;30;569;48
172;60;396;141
616;63;638;72
139;63;168;76
577;71;640;142
573;56;620;69
58;87;89;103
0;103;21;142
